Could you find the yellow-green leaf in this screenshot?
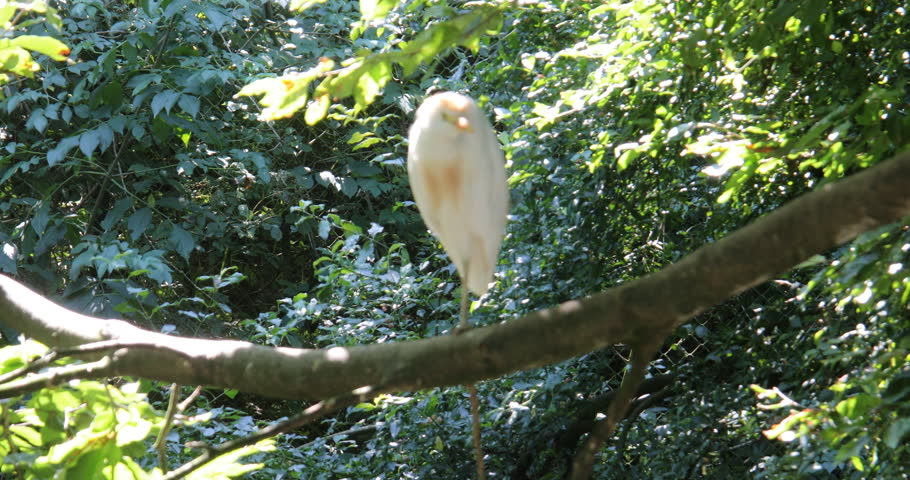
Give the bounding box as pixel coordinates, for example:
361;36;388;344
290;0;330;12
360;0;397;21
305;94;330;125
11;35;69;61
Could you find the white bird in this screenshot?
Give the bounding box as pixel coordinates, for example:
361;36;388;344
407;91;509;307
407;91;509;480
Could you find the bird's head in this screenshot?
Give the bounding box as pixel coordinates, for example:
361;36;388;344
414;92;477;137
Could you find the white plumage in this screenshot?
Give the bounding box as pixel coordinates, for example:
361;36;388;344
407;92;509;296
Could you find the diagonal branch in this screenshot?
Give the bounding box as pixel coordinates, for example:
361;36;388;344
0;152;908;400
161;385;383;480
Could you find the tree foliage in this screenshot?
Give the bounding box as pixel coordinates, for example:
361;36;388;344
0;0;908;479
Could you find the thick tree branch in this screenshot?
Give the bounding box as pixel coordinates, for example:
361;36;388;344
0;152;908;400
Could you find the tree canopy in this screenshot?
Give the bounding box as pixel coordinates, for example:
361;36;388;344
0;1;908;479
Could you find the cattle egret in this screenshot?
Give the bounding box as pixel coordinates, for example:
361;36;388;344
407;91;509;320
407;91;509;480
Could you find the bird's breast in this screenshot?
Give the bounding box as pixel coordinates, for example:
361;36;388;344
422;162;465;212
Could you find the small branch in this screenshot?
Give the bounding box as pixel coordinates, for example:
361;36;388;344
299;424;378;449
161;385;383;480
0;357;114;398
614;385;672;455
0;340;196;398
179;386;204;412
155;383;182;470
571;341;661;480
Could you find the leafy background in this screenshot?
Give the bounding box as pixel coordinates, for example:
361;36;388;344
0;0;908;478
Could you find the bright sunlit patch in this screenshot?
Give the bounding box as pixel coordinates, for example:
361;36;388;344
702;143;747;177
326;346;350;362
779;430;797;442
854;286;873;305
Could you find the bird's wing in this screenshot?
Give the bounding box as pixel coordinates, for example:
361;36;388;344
407;122;444;236
463;114;509;296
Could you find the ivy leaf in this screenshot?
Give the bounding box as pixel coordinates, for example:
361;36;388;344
28;108;48;133
70;247;95;281
884;418;910;449
168;224;194;260
31;202;50;235
47;136;80;166
178;94;200;118
101;197;133;231
79;129;101;159
318;220;330;239
100;81;124;108
127;208;153;240
126;73;161;95
151;90;180;117
97;124;114;153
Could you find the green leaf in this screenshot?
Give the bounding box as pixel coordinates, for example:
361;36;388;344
151;90;180;117
127;208;153;241
65;444;109;478
290;0;329;12
101;197;134;231
116;416;154;446
0;45;38;77
10;35;70;61
178;94;200;118
354;61;389;108
360;0;397;21
186;439;273;479
835;394;879;419
100;81;124;108
884;418;910;449
79;129;101;158
97;124;114;153
28;108;47;132
168;224;194;260
884;371;910;402
31;202;50;235
351;137;380;151
70;247;96;281
0;5;16;26
304;94;330;125
126;73;162;95
318;220;330;239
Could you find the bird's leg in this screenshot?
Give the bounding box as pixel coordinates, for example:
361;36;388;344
458;274;470;332
456;273;486;480
468;384;486;480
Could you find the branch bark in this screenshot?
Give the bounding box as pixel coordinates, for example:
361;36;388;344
0;152;908;400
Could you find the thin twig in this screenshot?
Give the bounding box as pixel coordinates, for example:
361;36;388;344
155;383;182;470
457;271;486;480
570;344;658;480
0;357;114;398
160;385;382;480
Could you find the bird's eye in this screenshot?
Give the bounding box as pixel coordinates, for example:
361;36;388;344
439;111;473;132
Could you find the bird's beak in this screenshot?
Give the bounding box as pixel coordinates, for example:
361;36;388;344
441;112;474;132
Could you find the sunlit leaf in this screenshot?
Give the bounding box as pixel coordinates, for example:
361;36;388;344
10;35;70;60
